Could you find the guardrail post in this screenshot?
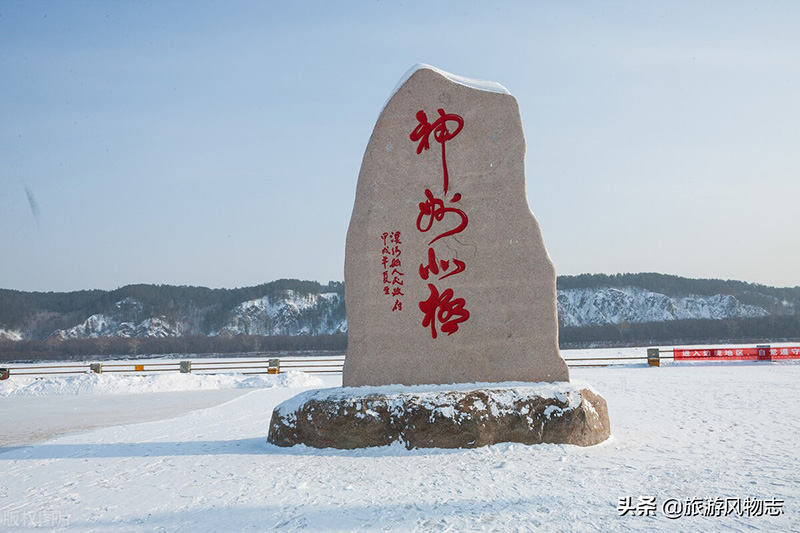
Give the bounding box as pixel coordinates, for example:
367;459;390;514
180;361;192;373
268;358;280;375
647;348;660;367
0;367;9;380
90;363;103;374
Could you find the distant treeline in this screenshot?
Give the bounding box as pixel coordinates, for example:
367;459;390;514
557;273;800;312
559;315;800;348
0;279;344;339
2;274;799;362
4;274;797;335
0;333;347;363
3;315;799;363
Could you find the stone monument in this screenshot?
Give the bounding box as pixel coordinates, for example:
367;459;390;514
268;64;610;449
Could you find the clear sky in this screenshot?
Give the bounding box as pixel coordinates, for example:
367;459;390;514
2;0;799;292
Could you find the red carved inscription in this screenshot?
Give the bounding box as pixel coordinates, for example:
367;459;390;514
381;231;404;311
410;108;470;338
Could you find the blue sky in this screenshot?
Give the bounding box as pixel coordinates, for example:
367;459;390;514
2;0;799;292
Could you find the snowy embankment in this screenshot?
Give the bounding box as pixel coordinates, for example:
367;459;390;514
1;357;799;531
0;370;322;397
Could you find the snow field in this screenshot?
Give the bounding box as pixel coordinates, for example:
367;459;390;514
1;360;799;531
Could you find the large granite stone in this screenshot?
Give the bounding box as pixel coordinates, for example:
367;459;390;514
267;382;610;449
342;64;569;387
266;65;611;451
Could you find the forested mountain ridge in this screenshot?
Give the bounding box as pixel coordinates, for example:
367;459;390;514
0;280;345;341
557;273;800;313
0;274;797;348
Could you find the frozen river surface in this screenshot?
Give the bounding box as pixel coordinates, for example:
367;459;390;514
1;358;798;531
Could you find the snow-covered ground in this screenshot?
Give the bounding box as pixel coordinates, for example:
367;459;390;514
0;372;323;448
1;353;798;531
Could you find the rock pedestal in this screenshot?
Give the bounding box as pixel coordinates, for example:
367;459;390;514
268;382;610;449
267;65;610;450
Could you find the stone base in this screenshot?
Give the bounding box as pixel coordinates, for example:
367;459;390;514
267;382;611;449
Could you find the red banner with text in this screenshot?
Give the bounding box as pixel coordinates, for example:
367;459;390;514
673;346;800;361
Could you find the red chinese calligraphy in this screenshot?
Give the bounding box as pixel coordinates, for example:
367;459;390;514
381;231;402;245
419;247;466;281
410;109;464;194
416;189;468;244
410;108;470;338
381;231;404;312
419;283;470;339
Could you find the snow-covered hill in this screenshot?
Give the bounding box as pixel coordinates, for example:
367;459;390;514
2;275;796;343
56;314;181;340
51;287;773;340
557;287;770;327
217;291;346;336
50;290;346;340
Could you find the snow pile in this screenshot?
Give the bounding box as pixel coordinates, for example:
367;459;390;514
381;63;511;120
0;370;322;397
386;64;511;113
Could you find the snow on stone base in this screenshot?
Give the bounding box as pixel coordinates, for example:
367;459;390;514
267;381;611;449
